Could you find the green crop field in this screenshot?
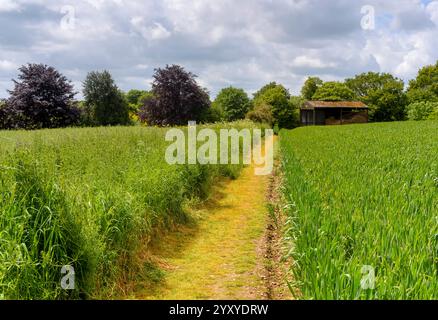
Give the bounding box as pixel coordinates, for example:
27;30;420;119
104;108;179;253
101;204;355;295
280;121;438;300
0;121;261;300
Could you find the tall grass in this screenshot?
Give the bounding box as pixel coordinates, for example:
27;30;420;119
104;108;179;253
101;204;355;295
0;121;263;299
280;121;438;300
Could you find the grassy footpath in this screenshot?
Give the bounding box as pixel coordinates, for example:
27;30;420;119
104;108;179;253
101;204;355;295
280;121;438;300
133;139;287;300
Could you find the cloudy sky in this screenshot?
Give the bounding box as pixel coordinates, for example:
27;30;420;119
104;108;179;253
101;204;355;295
0;0;437;99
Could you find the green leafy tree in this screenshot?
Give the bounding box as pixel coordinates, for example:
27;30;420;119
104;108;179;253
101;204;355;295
407;61;438;103
301;77;323;100
312;82;355;101
253;83;298;129
213;87;251;121
407;101;438;121
83;71;130;126
346;72;407;122
253;82;288;101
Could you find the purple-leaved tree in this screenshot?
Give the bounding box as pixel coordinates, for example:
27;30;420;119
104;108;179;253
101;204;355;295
5;63;79;129
139;65;211;126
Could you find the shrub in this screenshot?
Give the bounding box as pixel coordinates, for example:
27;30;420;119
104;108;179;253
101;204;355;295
200;104;225;123
246;103;274;126
139;65;210;126
428;108;438;120
5;64;79;129
83;71;130;126
407;101;438;121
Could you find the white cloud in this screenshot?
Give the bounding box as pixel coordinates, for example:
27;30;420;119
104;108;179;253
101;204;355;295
0;0;20;12
0;60;17;71
136;64;149;70
131;17;171;41
427;0;438;25
291;56;337;69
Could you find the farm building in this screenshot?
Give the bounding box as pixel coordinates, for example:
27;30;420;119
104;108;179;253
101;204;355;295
300;101;369;126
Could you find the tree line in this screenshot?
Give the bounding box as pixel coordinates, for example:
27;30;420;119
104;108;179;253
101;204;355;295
1;61;437;130
301;64;438;122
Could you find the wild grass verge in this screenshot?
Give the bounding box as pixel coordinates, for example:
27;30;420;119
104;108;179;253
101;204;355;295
0;121;266;299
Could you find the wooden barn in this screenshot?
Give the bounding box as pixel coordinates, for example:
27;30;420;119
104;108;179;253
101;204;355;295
300;101;369;126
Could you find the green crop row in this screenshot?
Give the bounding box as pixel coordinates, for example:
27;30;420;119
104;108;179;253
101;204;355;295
280;121;438;300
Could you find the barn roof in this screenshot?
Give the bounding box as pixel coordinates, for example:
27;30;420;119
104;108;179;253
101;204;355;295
302;101;369;110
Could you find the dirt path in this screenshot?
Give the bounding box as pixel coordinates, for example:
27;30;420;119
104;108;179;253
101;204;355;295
132;138;292;300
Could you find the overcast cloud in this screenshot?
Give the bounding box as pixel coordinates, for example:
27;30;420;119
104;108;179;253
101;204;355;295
0;0;437;99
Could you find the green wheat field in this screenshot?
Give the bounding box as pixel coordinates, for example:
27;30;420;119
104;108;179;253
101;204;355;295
280;121;438;300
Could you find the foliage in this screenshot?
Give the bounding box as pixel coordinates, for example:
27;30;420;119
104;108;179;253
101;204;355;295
213;87;251;122
301;77;323;100
0;100;6;129
346;72;407;122
83;71;130;126
138;65;210;126
281;121;438;299
253;83;298;129
312;81;355;101
407;101;438;121
125;90;152;113
246;103;274;126
428;108;438;120
125;89;147;106
288;96;304;128
5;64;79;129
199;104;225;123
407;61;438;104
253;82;288;101
0;121;263;299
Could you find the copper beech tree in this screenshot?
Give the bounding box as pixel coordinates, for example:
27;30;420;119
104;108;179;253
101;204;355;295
139;65;211;126
4;64;79;129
